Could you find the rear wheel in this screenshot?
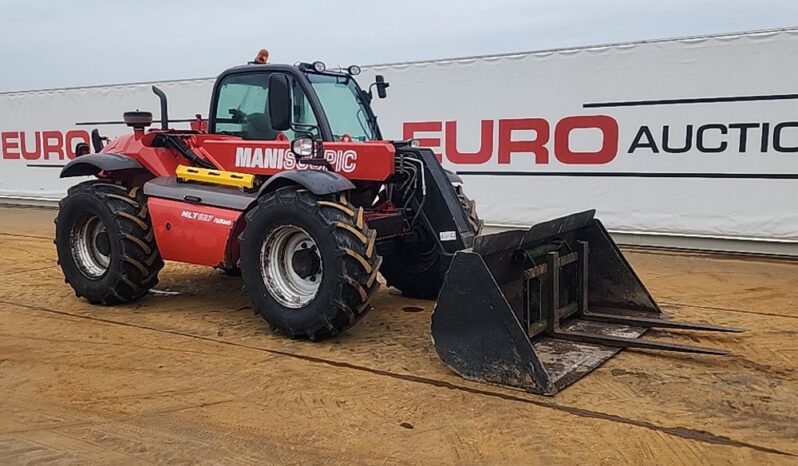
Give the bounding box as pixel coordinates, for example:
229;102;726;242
239;187;381;340
381;186;482;300
380;233;445;300
455;185;483;234
55;180;163;304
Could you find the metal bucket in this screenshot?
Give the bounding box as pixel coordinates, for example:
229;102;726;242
431;210;741;395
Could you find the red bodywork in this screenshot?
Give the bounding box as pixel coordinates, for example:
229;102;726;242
105;131;395;181
147;198;241;267
102;130;397;269
199;139;395;181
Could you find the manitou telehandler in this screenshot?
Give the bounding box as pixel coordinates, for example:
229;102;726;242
55;52;740;395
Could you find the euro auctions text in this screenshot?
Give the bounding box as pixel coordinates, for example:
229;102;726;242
403;117;798;166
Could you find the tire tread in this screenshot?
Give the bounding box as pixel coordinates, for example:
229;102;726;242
55;180;164;305
240;187;380;340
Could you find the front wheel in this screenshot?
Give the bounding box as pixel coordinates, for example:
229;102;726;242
239;187;381;340
380;235;445;300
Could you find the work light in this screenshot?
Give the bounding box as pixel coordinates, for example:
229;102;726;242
292;138;314;157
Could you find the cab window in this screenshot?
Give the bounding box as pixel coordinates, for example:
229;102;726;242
213;72;318;140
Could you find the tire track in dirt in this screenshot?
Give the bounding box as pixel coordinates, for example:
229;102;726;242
0;232;51;241
661;301;798;320
3;266;57;278
1;399;237;436
0;333;227;357
2;298;793;458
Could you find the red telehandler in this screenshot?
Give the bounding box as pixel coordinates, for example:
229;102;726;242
55;54;740;395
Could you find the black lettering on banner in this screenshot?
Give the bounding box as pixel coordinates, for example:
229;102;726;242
662;125;693;153
728;123;759;153
761;123;770;153
628;126;659;154
696;124;728;153
774;122;798;153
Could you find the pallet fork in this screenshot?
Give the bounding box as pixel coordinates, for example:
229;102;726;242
431;210;742;395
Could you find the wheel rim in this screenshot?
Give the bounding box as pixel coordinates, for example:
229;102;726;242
70;214;111;279
260;225;323;308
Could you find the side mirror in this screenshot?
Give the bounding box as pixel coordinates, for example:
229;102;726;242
91;129;105;152
375;75;389;99
268;73;292;131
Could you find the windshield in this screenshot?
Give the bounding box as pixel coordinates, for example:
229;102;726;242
306;73;376;141
213;72;319;141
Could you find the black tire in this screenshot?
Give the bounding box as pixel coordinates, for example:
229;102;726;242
221;267;241;276
239;187;381;340
55;180;164;304
455;185;484;234
380;236;446;300
382;186;482;300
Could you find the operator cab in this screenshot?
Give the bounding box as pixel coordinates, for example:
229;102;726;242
208;56;389;151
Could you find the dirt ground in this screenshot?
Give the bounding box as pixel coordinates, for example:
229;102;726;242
0;205;796;465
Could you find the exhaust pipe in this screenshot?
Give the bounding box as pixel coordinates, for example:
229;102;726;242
152;86;169;129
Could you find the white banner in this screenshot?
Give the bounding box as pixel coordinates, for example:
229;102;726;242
0;79;213;199
1;29;797;242
366;29;798;242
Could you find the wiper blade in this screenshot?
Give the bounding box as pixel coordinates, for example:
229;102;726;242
354;94;379;138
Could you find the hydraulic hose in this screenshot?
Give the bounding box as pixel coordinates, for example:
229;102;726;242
159;134;217;169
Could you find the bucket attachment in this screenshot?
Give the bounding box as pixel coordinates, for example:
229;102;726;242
431;210;742;395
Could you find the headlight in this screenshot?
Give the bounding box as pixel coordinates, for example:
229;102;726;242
347;65;361;76
291;138;314;157
313;61;326;72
